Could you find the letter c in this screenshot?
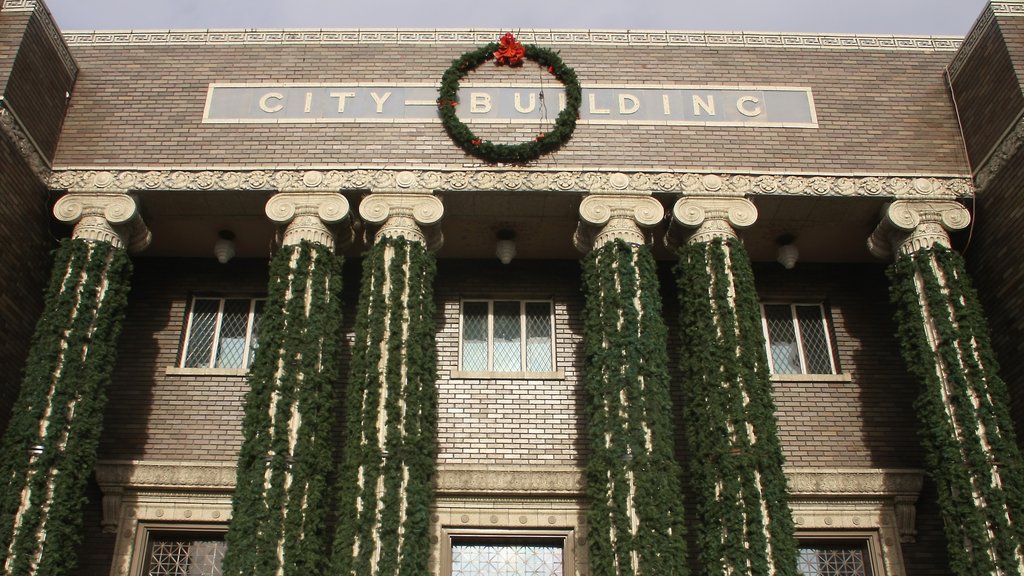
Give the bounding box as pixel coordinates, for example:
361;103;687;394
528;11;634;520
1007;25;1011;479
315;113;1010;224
259;92;285;113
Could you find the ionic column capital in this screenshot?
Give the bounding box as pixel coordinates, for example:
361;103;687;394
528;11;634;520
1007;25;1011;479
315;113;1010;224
575;192;663;252
52;192;151;252
359;190;444;251
868;200;970;260
668;196;758;245
265;192;351;250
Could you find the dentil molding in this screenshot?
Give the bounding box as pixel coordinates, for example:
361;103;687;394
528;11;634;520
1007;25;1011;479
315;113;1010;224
48;168;974;199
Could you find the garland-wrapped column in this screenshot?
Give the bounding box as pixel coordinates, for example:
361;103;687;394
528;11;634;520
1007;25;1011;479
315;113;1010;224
575;193;688;576
332;191;443;576
0;193;148;576
870;200;1024;576
670;196;797;576
222;193;350;576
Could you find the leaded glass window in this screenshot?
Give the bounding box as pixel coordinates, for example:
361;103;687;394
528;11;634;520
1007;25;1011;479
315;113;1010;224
762;303;836;374
182;297;265;369
143;534;226;576
460;300;554;372
798;542;872;576
452;539;563;576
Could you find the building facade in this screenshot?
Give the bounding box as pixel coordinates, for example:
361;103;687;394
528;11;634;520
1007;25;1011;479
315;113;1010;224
2;1;1024;575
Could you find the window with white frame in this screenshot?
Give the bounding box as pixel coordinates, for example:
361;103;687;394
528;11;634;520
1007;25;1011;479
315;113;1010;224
761;303;836;375
798;540;874;576
451;537;564;576
461;300;553;372
139;529;226;576
181;297;265;369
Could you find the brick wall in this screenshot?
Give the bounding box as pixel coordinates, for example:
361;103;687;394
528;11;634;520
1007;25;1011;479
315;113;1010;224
0;132;53;433
54;41;967;175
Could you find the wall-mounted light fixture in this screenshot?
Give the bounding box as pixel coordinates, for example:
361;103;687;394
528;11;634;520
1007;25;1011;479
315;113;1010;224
776;234;798;269
496;229;516;265
214;230;236;264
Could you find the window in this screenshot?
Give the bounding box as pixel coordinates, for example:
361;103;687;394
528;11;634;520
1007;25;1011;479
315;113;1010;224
798;541;873;576
181;297;265;369
461;300;553;372
141;531;226;576
761;303;836;374
451;538;563;576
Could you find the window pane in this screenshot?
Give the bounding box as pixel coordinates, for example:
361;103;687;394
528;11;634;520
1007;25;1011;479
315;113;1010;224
247;300;266;368
765;304;801;374
145;537;226;576
183;300;218;368
215;299;251;369
463;302;488;371
796;305;833;374
452;541;563;576
492;301;522;372
525;302;552;372
798;542;871;576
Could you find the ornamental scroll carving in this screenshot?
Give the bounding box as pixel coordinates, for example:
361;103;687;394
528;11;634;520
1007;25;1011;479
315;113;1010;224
265;192;351;249
575;193;664;251
867;200;971;260
53;192;151;252
48;168;975;199
359;191;444;250
668;196;758;245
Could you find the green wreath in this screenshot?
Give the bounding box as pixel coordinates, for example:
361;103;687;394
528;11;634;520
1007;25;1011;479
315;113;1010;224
438;33;582;164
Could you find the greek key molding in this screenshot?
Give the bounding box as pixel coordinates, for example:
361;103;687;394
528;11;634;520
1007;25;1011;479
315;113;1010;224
974;111;1024;191
48;168;974;199
0;0;35;11
0;105;50;183
62;28;963;52
948;4;995;80
2;1;78;77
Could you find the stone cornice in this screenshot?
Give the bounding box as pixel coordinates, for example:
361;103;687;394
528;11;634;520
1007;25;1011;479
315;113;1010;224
0;103;50;183
94;460;237;491
61;28;963;52
974;110;1024;191
48;168;974;199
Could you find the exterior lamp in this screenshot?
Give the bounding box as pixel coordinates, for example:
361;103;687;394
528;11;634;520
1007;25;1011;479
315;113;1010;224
496;230;516;265
214;230;236;264
776;234;798;269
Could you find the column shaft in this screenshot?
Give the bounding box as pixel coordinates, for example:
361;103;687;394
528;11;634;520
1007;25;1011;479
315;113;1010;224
880;200;1024;575
333;192;440;576
0;239;132;576
672;197;797;576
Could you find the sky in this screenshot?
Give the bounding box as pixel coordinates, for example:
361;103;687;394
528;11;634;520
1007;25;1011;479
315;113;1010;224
46;0;989;36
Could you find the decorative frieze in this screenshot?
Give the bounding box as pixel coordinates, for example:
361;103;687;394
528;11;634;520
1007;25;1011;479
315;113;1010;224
359;190;445;249
265;191;350;249
867;199;971;260
574;192;663;251
0;105;50;183
973;111;1024;191
668;195;758;244
62;28;962;53
53;192;152;252
48;168;975;199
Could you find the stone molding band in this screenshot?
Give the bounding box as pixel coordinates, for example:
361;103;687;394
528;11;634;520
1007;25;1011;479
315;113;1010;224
0;103;51;184
61;28;963;52
53;192;152;251
867;199;971;260
48;168;974;199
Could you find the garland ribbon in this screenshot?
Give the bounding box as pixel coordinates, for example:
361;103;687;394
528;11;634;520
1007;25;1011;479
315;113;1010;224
222;241;344;576
675;237;797;576
889;245;1024;576
332;236;438;576
582;240;688;576
0;239;132;576
438;32;582;164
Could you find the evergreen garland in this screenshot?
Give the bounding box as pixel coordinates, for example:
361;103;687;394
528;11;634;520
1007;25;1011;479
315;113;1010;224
582;240;688;576
222;241;344;576
674;237;797;576
0;239;132;576
332;236;438;576
438;39;582;164
888;245;1024;576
